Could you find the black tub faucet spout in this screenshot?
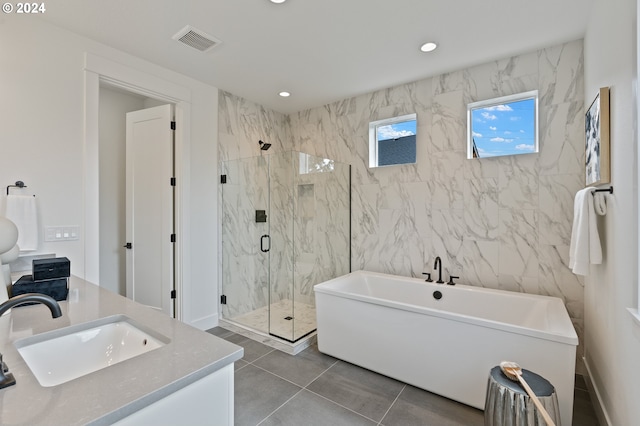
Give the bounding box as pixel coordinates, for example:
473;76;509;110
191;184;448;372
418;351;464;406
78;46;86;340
434;256;444;284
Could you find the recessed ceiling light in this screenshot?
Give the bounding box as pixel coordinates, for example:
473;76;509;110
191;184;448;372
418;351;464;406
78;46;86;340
420;42;438;53
279;91;291;97
270;0;286;3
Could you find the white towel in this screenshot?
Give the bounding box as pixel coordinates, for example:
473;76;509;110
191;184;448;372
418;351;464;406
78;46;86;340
593;192;607;216
4;195;38;251
569;188;602;276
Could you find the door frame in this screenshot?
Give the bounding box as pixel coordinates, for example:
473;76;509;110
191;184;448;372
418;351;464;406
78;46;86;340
84;53;191;321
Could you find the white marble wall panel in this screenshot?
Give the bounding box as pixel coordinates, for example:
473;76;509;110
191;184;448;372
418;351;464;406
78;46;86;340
292;154;350;311
539;101;585;175
464;51;539;103
539;42;585;106
218;91;291;162
464;177;500;241
219;39;586;371
539;174;583;246
431;90;466;153
498;209;539;278
461;240;500;285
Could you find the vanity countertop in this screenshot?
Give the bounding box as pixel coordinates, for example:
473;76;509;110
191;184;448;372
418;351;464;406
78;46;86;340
0;276;243;425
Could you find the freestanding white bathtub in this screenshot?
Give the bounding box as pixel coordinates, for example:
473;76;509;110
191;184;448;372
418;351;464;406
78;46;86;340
314;271;578;426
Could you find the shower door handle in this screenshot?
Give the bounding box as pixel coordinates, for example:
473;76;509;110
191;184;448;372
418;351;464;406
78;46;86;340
260;234;271;252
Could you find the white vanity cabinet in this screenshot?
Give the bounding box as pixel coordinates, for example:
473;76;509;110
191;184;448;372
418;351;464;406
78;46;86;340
113;364;234;426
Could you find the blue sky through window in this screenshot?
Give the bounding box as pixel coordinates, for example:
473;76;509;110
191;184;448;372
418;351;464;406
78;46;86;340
377;119;416;141
471;98;536;158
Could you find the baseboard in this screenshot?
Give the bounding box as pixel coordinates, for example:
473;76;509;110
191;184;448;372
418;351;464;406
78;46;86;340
188;313;218;331
583;356;613;426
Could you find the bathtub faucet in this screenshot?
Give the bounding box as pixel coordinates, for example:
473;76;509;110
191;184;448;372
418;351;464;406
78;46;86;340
434;256;444;284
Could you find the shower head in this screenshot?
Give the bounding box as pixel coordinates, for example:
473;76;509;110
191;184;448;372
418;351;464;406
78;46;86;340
259;140;272;151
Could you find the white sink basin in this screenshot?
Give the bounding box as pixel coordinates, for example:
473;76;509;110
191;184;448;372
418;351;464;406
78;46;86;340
14;315;169;387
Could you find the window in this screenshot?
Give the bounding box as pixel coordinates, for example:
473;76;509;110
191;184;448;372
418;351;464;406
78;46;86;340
467;90;538;159
368;113;417;168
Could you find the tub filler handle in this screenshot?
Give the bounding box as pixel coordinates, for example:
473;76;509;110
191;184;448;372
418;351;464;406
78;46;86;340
447;275;459;285
422;272;432;282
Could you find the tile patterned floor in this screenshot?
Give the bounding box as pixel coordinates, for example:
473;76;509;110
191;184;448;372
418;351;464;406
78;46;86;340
207;327;600;426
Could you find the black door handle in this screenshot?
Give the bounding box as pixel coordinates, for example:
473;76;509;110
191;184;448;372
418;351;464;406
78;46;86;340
260;235;270;252
123;242;132;249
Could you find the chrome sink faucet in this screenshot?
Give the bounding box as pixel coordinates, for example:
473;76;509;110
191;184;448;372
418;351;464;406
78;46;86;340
0;293;62;389
434;256;444;284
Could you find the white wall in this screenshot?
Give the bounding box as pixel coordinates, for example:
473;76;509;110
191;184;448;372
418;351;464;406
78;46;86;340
0;17;219;329
0;18;85;272
583;0;640;424
98;87;147;295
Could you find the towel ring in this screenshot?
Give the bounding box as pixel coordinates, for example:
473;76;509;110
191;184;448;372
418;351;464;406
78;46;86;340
6;181;29;196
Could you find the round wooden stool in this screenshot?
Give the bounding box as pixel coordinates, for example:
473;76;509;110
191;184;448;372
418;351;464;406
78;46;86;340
484;366;562;426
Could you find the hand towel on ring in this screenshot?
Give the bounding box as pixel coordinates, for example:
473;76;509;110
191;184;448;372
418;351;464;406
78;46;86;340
4;194;38;251
593;192;607;216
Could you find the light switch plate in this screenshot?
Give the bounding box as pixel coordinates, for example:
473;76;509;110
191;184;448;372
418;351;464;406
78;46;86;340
45;226;80;242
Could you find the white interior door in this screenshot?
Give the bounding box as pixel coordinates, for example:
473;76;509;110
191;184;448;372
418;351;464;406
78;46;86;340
125;104;174;316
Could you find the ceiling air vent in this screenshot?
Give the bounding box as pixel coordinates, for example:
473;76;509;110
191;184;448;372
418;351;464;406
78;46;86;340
172;25;222;53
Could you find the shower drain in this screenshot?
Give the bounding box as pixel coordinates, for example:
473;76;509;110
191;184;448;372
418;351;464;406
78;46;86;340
284;316;293;320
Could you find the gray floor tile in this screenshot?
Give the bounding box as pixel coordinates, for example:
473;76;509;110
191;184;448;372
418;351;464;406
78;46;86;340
575;374;588;391
235;364;302;426
306;360;405;422
235;359;249;371
206;326;235;339
228;337;600;426
261;389;377;426
572;388;600;426
223;333;274;362
253;344;337;387
381;384;484;426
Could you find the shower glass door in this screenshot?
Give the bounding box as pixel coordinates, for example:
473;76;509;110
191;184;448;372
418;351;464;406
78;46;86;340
266;152;295;341
221;151;351;343
220;155;271;334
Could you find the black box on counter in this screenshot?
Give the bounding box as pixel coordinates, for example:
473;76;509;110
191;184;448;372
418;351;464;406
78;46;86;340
32;257;70;282
11;274;69;302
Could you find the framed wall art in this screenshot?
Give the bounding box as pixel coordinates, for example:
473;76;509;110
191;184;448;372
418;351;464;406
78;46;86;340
585;87;610;186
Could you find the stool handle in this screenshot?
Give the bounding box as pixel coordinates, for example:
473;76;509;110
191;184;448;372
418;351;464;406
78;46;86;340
516;374;556;426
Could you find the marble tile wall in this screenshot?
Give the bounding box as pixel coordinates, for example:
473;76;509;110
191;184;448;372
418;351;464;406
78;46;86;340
219;39;586;370
287;40;586;370
293;154;350;308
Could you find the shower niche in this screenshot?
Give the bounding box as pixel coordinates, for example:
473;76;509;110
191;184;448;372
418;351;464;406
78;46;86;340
220;151;350;345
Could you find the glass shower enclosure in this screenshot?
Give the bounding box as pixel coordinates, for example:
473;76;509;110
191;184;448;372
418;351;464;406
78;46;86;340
221;151;350;342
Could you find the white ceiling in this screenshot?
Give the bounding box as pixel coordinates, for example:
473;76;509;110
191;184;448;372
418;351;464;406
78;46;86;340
39;0;595;114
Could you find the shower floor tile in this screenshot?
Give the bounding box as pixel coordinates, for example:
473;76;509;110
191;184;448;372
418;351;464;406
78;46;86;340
230;299;317;341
